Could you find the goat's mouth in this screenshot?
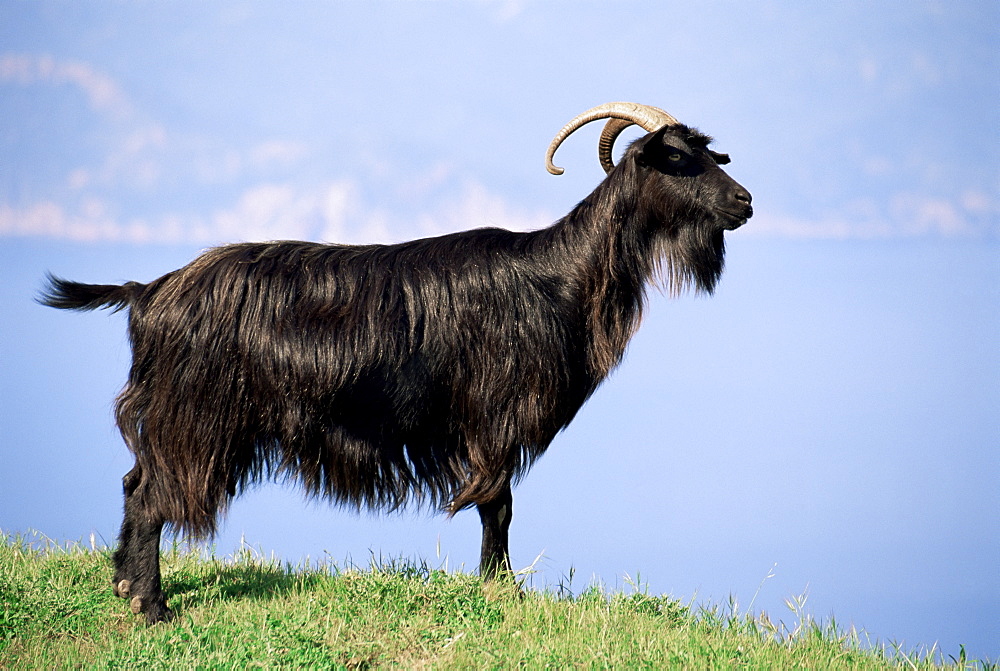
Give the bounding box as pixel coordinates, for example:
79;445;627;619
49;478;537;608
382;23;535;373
717;207;752;230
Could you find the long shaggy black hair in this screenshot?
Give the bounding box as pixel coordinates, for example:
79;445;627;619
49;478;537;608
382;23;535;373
41;116;752;623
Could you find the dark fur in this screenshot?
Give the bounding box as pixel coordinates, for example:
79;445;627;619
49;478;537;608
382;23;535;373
40;124;752;623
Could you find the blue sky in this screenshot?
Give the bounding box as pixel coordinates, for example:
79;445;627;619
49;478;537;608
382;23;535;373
1;0;997;661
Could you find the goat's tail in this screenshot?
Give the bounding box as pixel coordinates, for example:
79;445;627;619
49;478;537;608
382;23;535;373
38;273;146;313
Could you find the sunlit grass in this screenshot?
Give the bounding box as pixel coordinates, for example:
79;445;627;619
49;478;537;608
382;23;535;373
1;530;991;669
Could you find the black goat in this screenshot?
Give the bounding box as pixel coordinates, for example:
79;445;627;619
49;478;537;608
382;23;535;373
41;102;752;624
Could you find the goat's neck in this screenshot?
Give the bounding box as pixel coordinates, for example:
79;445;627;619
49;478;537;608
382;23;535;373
550;174;659;378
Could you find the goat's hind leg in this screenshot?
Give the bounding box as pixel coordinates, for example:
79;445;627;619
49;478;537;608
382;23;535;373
111;464;141;599
127;517;171;624
111;463;173;623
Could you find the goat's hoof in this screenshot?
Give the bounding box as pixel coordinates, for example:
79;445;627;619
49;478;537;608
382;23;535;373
130;595;174;624
114;579;131;598
144;603;174;625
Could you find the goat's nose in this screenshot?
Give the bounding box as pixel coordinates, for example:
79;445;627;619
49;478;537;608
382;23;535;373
733;189;753;218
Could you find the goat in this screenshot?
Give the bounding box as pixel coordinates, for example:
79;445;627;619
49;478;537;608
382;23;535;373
40;102;753;623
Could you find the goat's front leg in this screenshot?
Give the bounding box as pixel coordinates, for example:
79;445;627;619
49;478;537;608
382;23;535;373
476;481;513;580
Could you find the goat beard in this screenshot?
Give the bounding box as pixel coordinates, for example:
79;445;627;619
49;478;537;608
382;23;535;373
652;224;726;297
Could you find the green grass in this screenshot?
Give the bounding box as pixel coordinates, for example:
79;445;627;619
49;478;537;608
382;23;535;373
0;531;991;669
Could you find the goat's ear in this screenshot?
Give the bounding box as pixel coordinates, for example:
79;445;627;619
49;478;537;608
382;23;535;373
709;150;731;165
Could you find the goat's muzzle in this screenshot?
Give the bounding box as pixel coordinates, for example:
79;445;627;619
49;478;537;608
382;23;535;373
719;188;753;230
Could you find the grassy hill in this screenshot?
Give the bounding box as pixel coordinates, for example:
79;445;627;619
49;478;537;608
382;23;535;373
0;533;988;669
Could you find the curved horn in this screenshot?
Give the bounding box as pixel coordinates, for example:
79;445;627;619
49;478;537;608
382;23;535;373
597;119;633;174
546;102;680;175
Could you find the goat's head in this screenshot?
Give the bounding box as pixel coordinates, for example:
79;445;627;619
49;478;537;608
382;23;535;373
546;102;753;232
546;102;753;294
